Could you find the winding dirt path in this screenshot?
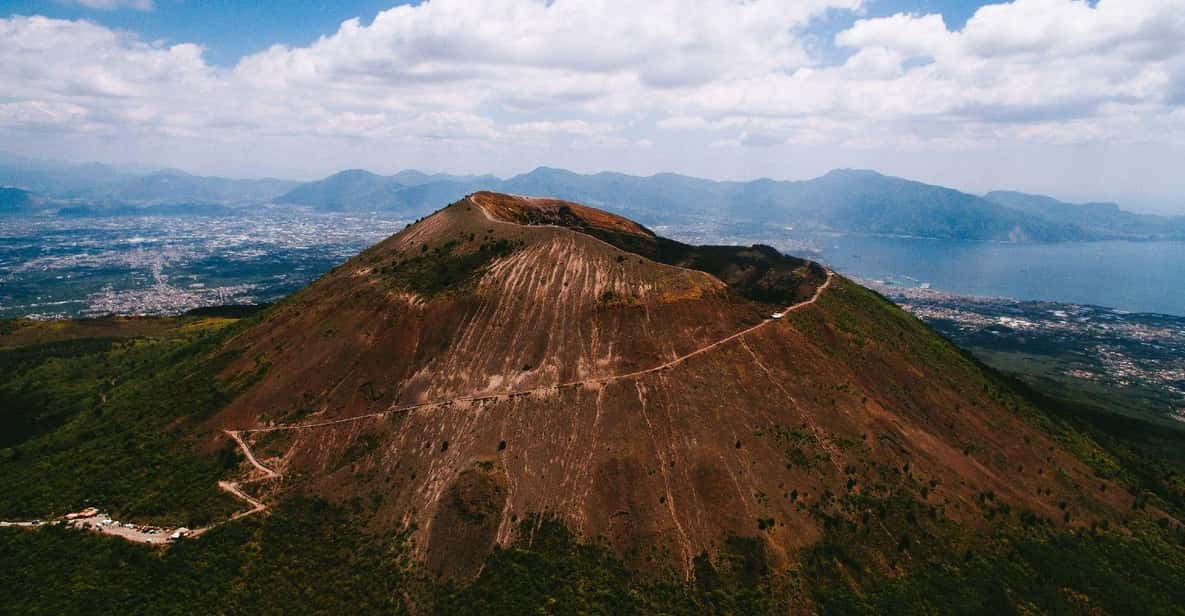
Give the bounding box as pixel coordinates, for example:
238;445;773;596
217;480;268;521
218;197;837;525
205;429;282;524
225;429;279;478
238;271;833;435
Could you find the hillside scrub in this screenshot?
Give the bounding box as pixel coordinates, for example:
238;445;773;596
0;316;263;526
4;495;1185;614
380;237;520;296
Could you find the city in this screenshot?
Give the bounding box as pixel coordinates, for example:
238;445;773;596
0;212;410;319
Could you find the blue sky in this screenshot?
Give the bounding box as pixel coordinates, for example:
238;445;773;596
0;0;1181;213
2;1;407;65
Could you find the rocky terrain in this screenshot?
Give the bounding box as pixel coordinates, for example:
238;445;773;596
208;193;1148;578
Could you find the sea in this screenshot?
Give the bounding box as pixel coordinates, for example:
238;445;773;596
817;236;1185;317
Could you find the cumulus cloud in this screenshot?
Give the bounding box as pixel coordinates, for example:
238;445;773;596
1;1;858;145
837;12;953;58
2;0;1185;189
674;0;1185;149
826;0;1185;144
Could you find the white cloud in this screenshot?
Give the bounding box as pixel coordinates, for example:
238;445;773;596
1;1;859;145
0;100;92;132
676;0;1185;149
827;0;1185;144
1;0;1185;204
837;12;953;58
506;120;607;136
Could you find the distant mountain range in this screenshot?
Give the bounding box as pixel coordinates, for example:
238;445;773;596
983;190;1185;240
1;153;1182;242
0;154;144;195
67;169;299;204
275;166;1185;242
490;167;1087;240
274;169;498;212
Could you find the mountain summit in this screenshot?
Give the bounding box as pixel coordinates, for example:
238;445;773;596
211;192;1139;579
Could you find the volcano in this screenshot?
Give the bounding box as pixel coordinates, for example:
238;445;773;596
211;191;1136;579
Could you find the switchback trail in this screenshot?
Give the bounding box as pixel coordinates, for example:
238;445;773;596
206;429;281;525
226;429;279;479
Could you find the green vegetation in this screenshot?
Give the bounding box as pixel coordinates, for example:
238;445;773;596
3;288;1185;613
792;278;1185;522
976;346;1185;431
0;498;423;615
815;279;1185;524
0;502;779;615
0;314;247;351
807;520;1185;615
767;423;827;470
1010;377;1185;521
655;239;828;306
440;515;658;613
7;492;1183;614
0;316;262;526
380;237;519;296
789;478;1185;614
554;223;828;307
437;517;786;615
791;278;976;378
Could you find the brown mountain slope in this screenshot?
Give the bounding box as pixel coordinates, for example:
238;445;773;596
210;193;1136;578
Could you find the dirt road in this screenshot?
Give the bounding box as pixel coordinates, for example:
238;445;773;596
239;270;833;435
207;430;281;523
225;429;279;478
